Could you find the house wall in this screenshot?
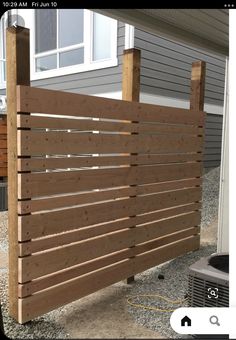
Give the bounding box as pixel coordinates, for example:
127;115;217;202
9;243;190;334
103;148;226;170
0;21;125;96
0;19;225;169
30;21;124;94
205;113;223;168
134;27;225;168
134;28;225;105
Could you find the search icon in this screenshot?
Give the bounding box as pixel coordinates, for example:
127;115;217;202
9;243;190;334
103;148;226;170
209;315;220;326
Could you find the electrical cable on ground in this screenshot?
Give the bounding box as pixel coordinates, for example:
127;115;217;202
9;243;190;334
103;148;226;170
127;294;188;313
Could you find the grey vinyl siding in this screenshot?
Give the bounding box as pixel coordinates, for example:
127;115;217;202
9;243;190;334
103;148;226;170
204;113;223;168
134;28;226;106
0;21;125;97
31;21;125;94
0;21;125;95
134;28;225;168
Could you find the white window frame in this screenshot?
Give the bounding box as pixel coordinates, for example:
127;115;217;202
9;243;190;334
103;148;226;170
0;12;7;89
31;9;118;81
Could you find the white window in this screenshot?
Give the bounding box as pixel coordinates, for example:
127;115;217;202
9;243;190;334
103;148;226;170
0;13;7;89
32;9;118;79
93;13;112;61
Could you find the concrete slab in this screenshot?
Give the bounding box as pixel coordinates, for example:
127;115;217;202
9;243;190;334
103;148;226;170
201;218;218;245
58;283;164;339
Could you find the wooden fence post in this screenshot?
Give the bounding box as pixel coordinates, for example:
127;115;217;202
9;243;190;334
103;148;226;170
122;48;141;284
190;61;206;111
122;48;140;102
7;27;30;321
190;60;206;249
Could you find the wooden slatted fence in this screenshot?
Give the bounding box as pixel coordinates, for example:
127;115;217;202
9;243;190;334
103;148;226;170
16;84;204;323
0;117;7;177
7;27;205;324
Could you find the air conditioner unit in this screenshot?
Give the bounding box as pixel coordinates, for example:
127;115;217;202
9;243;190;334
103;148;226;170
0;182;8;211
188;253;229;339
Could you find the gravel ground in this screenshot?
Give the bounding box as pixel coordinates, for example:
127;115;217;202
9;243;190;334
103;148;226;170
0;166;220;338
0;267;69;339
0;211;8;253
127;244;217;339
201;167;220;228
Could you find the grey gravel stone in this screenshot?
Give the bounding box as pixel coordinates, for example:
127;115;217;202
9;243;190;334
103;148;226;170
0;211;8;253
127;244;217;339
0;268;69;339
201;167;220;228
125;167;220;338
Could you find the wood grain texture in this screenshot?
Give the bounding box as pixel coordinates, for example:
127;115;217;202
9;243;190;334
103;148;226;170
17;115;203;135
18;153;203;171
0;139;7;149
17;130;203;156
18;211;200;282
18;226;200;297
18;187;201;241
0;168;7;176
189;60;205;253
18;178;201;214
17;85;205;125
18;162;202;199
190;61;206;112
0;119;7;173
0;120;7;134
122;48;140;102
18;235;200;323
7;27;30;321
14;54;205;323
19;202;201;256
0;151;7;159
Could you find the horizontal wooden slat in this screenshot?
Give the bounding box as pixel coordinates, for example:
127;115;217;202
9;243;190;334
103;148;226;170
18;163;202;199
17;130;203;156
18;235;200;323
17;85;205;125
0;156;7;163
18;187;201;241
18;211;201;282
0;140;7;148
18;115;204;135
18;178;201;214
15;84;205;323
18;153;203;171
0;123;7;134
19;202;201;256
135;235;200;274
0;135;7;140
18;226;200;297
0;168;7;176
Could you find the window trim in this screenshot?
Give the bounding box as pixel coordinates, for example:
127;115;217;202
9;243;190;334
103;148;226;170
0;12;7;89
31;9;118;81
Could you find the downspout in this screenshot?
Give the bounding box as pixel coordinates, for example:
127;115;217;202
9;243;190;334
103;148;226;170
217;57;229;253
125;24;134;49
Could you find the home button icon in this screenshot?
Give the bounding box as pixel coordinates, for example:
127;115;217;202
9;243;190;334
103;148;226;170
181;316;191;327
